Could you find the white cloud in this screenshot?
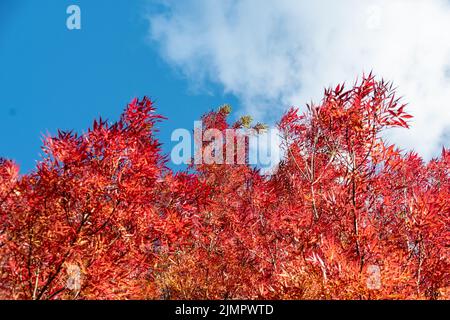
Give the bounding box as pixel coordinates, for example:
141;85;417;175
149;0;450;159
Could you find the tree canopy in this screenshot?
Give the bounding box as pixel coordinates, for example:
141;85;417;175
0;75;448;299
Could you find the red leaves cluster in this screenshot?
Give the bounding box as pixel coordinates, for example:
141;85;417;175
0;76;448;299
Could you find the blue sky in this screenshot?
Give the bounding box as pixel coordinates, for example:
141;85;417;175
0;0;239;172
1;1;449;173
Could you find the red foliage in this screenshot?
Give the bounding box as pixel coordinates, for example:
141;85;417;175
0;75;448;299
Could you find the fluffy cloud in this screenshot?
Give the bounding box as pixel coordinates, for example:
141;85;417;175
149;0;450;159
